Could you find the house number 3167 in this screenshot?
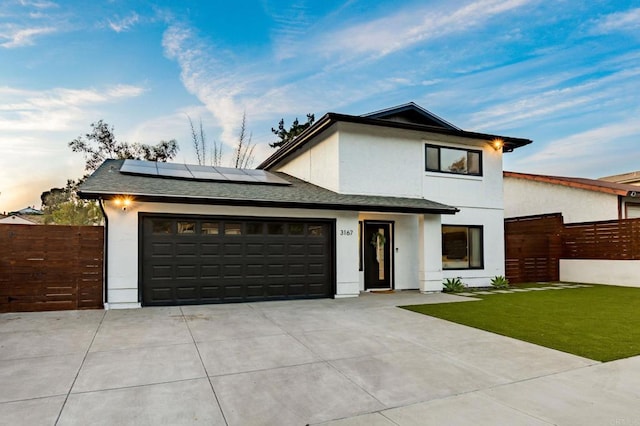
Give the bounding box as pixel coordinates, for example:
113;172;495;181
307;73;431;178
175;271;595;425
340;229;354;236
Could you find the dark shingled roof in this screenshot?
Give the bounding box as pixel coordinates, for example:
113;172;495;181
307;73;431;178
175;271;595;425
78;159;458;215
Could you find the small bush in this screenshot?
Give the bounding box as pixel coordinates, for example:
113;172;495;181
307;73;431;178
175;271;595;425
491;275;510;289
443;277;466;293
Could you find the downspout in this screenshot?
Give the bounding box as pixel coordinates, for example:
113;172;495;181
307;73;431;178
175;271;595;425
98;199;109;308
618;195;623;220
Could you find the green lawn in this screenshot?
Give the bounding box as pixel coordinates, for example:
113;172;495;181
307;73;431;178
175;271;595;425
401;284;640;362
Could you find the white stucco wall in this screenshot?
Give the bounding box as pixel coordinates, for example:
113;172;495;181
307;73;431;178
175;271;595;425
338;124;423;197
329;124;505;288
276;127;340;193
504;177;619;223
560;259;640;287
103;200;362;309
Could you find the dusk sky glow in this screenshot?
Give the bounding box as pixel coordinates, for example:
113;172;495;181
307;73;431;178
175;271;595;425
1;0;639;212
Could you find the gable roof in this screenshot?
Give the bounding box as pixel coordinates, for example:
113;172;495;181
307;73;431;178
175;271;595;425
599;170;640;185
504;171;640;197
78;160;458;215
361;102;460;130
258;103;532;170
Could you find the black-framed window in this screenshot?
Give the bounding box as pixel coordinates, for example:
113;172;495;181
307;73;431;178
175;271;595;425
442;225;483;269
426;144;482;176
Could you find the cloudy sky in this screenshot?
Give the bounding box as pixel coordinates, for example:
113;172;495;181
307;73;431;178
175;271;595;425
1;0;639;212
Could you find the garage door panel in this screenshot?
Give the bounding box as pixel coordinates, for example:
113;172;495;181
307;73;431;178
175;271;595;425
176;243;197;256
150;242;173;257
142;217;333;306
201;264;221;278
201;243;221;256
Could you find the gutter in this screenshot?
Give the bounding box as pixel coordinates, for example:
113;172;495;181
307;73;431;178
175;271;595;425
98;199;109;308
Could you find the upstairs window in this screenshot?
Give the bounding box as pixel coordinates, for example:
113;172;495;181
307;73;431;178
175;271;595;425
426;144;482;176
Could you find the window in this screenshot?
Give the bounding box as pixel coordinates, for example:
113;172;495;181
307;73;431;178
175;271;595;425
267;223;284;235
152;220;172;234
289;223;304;235
425;144;482;176
224;223;242;235
177;221;196;234
246;223;264;235
201;222;219;235
442;225;483;269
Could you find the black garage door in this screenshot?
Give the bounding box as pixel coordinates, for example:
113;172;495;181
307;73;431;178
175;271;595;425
141;216;334;306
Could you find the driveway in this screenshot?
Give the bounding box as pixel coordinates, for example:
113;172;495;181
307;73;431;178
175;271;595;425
0;291;638;425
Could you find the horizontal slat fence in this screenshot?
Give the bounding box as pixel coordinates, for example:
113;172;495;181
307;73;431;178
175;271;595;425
563;218;640;260
505;214;563;283
505;214;640;283
0;224;103;312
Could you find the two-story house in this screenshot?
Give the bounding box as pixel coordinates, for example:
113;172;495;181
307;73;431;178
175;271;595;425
79;103;531;309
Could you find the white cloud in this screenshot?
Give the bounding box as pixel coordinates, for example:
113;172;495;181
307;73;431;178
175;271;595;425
591;7;640;34
107;12;140;33
0;26;56;48
0;84;146;131
316;0;533;59
507;117;640;176
18;0;58;9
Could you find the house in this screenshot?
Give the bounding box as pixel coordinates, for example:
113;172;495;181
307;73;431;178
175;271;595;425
9;206;43;215
504;171;640;222
79;102;531;309
600;170;640;186
0;214;40;225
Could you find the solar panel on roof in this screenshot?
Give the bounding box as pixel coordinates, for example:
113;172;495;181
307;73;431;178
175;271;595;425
119;159;290;185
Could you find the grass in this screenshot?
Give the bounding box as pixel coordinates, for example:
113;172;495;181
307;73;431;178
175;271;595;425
401;284;640;362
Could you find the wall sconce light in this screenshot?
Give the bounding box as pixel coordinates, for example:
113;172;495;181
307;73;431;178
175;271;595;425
113;196;133;212
490;138;504;151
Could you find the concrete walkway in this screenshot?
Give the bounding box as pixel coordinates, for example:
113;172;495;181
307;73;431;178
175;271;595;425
0;291;638;425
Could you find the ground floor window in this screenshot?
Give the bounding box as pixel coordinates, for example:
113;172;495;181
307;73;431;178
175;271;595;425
442;225;483;269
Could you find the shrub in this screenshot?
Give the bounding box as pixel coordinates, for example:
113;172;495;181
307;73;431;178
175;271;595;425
491;275;510;289
443;277;466;293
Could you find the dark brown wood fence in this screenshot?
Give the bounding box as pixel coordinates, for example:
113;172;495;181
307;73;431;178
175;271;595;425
505;214;640;283
563;219;640;260
0;224;104;313
505;214;563;283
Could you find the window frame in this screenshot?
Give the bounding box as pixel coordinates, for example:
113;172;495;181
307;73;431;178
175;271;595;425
425;144;483;176
441;224;484;270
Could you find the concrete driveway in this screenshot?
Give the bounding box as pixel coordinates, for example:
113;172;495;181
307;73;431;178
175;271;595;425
1;291;639;425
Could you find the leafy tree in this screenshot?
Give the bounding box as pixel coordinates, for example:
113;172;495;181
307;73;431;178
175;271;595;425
69;120;178;172
41;120;179;225
270;113;315;148
41;180;102;225
233;112;255;169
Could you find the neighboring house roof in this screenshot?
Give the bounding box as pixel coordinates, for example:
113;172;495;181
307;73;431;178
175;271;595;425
10;206;43;215
599;170;640;185
79;159;459;215
0;214;40;225
504;171;640;197
258;102;532;170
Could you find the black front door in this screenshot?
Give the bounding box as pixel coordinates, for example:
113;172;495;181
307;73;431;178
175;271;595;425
363;222;392;289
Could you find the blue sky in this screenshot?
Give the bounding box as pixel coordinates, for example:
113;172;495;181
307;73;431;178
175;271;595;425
1;0;639;212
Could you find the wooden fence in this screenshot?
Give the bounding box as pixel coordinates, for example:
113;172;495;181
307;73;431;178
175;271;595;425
505;214;640;283
0;224;104;313
505;214;563;283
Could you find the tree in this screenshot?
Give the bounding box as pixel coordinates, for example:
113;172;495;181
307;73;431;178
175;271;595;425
233;112;255;169
69;120;179;172
42;120;180;225
187;115;222;166
270;113;315;148
41;180;102;225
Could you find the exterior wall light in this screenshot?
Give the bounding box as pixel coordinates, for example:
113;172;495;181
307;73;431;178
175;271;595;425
491;138;504;151
113;196;133;212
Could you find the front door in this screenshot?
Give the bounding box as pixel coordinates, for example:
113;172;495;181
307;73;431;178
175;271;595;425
363;222;392;289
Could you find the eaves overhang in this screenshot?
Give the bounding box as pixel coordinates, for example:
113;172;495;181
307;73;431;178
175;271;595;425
78;190;459;215
258;112;533;171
